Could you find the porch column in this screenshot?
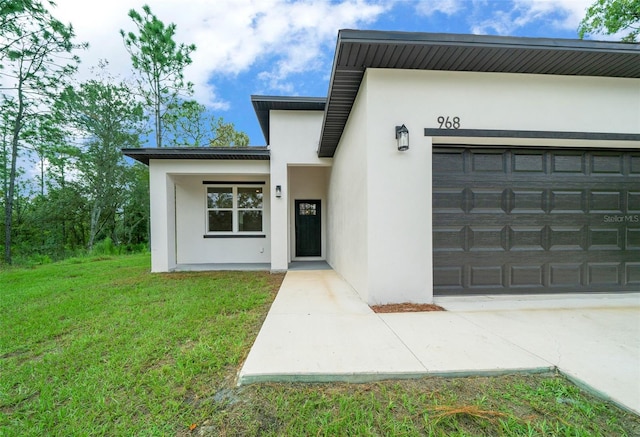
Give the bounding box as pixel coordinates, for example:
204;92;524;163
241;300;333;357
270;162;289;272
149;165;176;272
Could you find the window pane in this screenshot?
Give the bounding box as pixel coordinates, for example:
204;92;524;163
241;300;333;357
207;187;232;208
238;210;262;232
238;187;263;209
208;211;233;231
299;202;316;216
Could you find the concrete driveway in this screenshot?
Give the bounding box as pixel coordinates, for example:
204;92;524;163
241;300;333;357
238;269;640;415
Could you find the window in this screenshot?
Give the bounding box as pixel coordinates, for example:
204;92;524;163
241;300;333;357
207;186;263;233
298;202;317;216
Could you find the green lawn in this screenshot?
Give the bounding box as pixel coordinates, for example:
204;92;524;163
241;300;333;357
1;254;639;436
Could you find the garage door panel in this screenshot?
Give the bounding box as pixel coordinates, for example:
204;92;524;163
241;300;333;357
509;227;545;251
589;228;623;250
433;147;637;295
590;191;623;212
592;154;624;174
628;192;640;212
549;263;583;286
511;190;546;214
627;228;640;249
549;226;586;251
469;227;506;251
551;153;585;173
470;189;507;213
433;266;465;288
510;265;544;287
432;151;464;173
550;190;585;213
433;189;465;212
627;263;640;284
513;152;546;173
433;227;465;252
588;263;622;285
471;151;506;172
469;266;504;287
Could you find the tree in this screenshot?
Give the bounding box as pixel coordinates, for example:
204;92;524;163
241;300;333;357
118;163;149;247
578;0;640;42
120;4;196;148
58;74;145;250
0;0;84;264
164;100;250;147
209;118;250;147
1;0;51;53
28;112;66;197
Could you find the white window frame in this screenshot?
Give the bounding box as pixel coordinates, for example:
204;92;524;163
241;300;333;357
205;185;264;235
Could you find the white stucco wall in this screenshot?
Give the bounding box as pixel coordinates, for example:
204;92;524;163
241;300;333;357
376;69;639;138
149;166;176;272
269;110;330;270
328;68;639;304
148;159;270;271
365;71;433;304
326;82;370;301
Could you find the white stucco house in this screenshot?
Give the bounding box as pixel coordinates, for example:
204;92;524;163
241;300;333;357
124;30;640;305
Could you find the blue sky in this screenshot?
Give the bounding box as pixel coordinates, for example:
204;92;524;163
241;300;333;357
54;0;596;146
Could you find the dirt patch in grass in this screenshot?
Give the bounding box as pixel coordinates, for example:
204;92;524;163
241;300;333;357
265;272;286;296
371;302;445;313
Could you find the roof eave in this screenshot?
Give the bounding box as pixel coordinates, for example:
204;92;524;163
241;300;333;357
251;95;326;145
122;147;271;166
317;30;640;158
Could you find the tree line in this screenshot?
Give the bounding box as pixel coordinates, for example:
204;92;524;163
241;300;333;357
1;0;636;266
1;0;248;265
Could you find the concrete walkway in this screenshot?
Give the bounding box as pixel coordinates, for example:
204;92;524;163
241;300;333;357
238;270;640;415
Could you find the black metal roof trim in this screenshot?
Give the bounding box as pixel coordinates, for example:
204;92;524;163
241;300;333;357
122;147;270;165
251;95;326;145
424;128;640;142
337;29;640;53
317;29;640;158
202;181;266;185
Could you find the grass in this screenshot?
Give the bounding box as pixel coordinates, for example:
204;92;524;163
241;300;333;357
1;254;639;436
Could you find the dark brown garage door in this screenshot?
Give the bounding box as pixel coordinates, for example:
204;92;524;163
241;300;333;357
432;147;640;295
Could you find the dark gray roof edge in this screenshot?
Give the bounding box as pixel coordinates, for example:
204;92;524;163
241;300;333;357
317;30;640;157
251;95;326;145
122;147;270;165
251;95;327;105
337;29;640;53
122;147;270;154
317;34;353;158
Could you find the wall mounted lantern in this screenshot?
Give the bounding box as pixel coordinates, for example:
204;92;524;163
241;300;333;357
275;185;282;198
395;124;409;151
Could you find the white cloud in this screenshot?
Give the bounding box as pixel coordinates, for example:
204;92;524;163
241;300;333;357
470;0;592;35
52;0;388;110
415;0;464;16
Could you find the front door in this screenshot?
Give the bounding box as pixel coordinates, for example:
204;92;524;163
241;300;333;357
295;200;321;257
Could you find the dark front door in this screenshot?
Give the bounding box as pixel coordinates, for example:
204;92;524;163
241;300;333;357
295;200;321;257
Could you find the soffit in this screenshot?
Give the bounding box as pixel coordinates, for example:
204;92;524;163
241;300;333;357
122;147;270;165
318;30;640;157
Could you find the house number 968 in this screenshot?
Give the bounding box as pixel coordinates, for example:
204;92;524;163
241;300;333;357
437;116;461;129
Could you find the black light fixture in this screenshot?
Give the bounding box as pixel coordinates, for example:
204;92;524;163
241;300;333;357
275;185;282;198
395;124;409;151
